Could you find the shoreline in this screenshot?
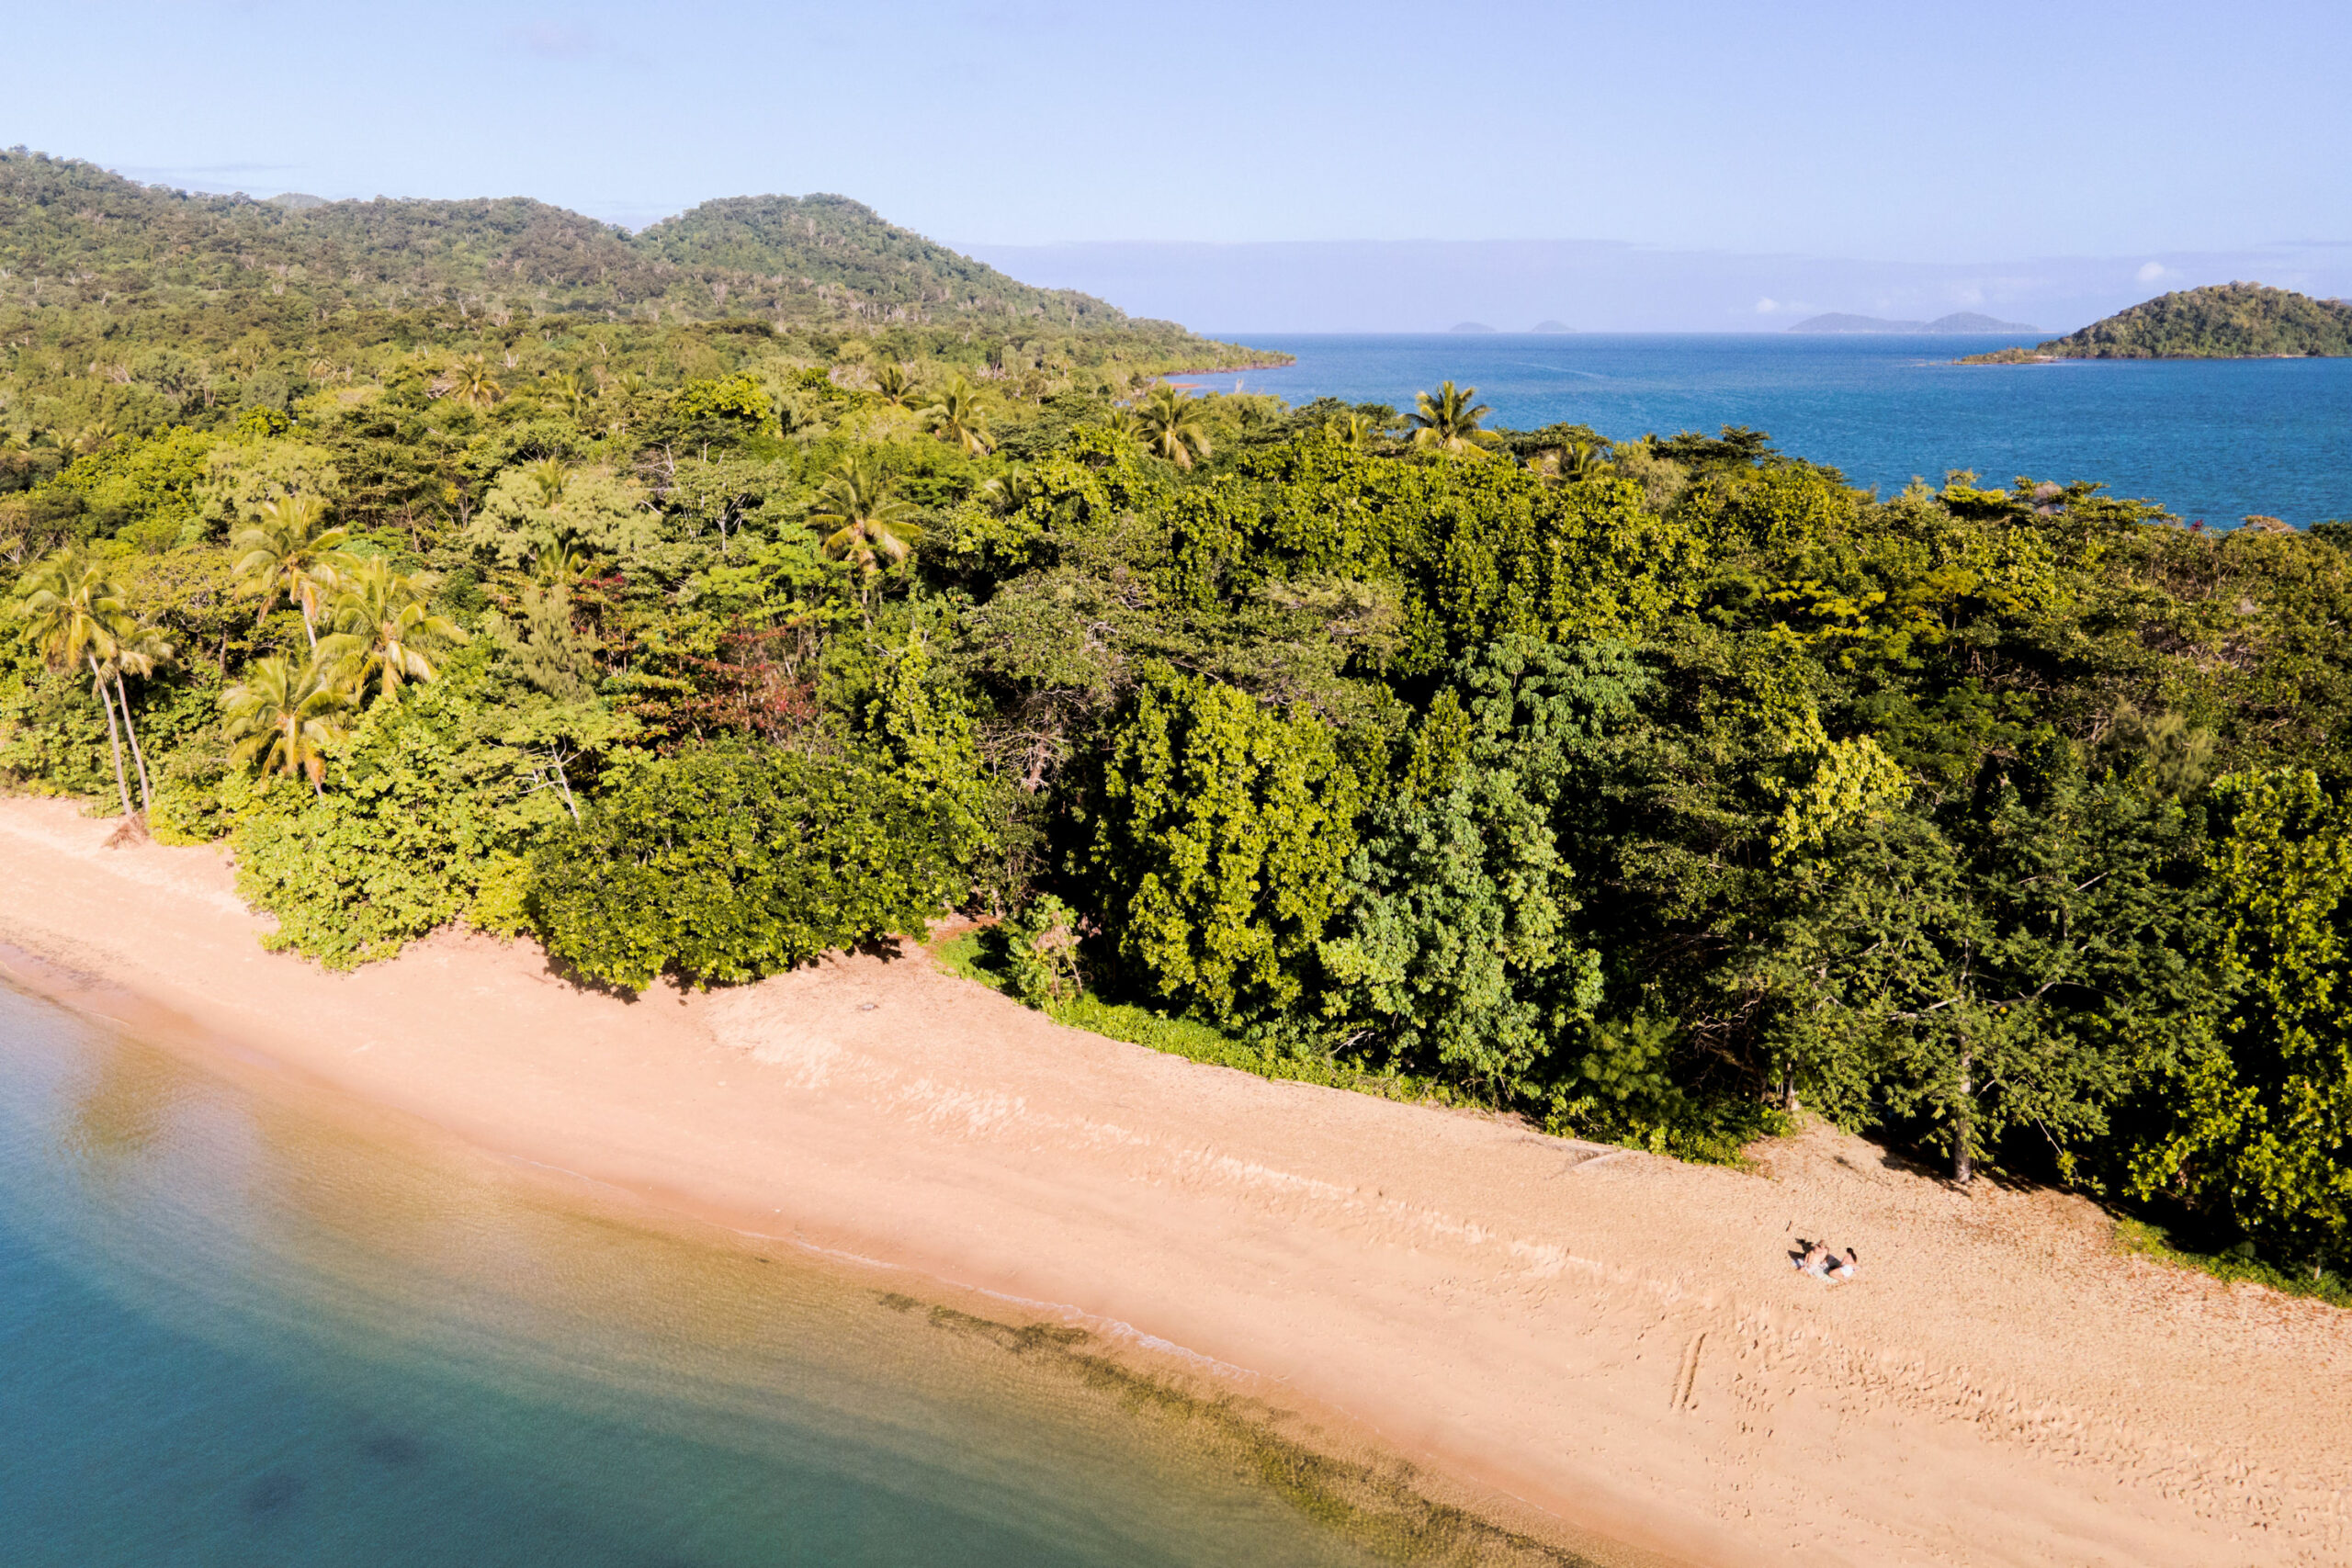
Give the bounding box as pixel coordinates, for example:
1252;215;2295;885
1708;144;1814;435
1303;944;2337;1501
1160;360;1295;379
1958;350;2346;365
3;793;2349;1565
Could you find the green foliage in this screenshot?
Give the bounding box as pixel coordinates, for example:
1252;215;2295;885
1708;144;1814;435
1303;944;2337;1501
670;374;775;436
1764;735;2216;1183
2112;1216;2351;1305
228;653;571;967
932;928;1458;1104
17;152;2352;1269
0;151;1148;333
860;631;993;871
1085;668;1360;1023
1161;439;1702;671
1322;768;1594;1096
197;436;343;539
2127;770;2352;1269
1001;894;1084;1009
530;740;960;990
467;464;657;573
2020;282;2352;360
45;424;218;548
1319;637;1644;1096
1544;1010;1790;1165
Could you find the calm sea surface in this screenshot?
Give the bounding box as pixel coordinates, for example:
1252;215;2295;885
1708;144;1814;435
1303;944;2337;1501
0;984;1555;1567
1196;334;2352;526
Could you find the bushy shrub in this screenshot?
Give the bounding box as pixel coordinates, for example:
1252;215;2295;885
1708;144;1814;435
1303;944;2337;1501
1002;893;1082;1009
530;739;960;990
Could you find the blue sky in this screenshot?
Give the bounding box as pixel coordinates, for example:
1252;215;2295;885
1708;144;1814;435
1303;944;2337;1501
11;1;2349;324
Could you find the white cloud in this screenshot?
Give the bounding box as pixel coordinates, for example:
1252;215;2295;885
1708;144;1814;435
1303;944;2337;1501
1755;297;1781;313
2137;260;2170;284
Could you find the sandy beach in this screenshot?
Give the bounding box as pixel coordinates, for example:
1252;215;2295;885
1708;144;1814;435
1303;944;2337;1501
1;793;2346;1566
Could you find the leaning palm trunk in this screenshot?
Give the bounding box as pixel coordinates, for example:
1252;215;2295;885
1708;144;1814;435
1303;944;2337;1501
85;654;135;818
112;671;153;814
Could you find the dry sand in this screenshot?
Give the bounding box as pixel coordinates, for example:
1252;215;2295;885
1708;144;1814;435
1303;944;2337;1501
1;793;2347;1566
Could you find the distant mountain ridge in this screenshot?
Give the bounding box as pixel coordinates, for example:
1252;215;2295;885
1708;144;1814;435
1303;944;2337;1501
0;148;1202;344
1792;310;2039;333
2007;282;2352;359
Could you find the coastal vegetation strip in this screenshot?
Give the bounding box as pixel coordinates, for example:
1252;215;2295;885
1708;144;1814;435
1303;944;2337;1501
6;144;2352;1296
932;924;1470;1106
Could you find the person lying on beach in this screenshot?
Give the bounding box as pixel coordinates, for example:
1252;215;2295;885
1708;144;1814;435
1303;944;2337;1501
1794;1241;1832;1277
1826;1247;1858;1283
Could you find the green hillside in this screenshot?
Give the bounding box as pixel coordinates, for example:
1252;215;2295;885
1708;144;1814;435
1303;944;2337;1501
0;149;1200;332
1965;282;2352;362
0;147;1261;445
635;195;1131;328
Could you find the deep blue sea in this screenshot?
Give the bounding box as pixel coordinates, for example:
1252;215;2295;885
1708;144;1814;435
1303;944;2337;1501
0;984;1521;1568
1191;334;2352;526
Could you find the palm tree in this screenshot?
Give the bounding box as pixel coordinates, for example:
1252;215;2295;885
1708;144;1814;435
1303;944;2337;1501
873;363;919;409
919;375;993;456
232;493;348;646
1410;381;1500;457
99;626;176;815
1136;385;1213;469
537;369;592;418
221;654;350;795
980;470;1046;516
810;455;922;613
15;549;136;818
533;540;593;590
526;457;571;511
1555;440;1604;480
444;354;503;410
598;370;647;433
1324;410;1379;452
63;417;118;458
318;558;467;704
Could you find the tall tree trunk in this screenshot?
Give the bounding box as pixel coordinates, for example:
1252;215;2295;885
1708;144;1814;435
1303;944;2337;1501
113;671;153;814
86;657;134;819
1952;1045;1974;1186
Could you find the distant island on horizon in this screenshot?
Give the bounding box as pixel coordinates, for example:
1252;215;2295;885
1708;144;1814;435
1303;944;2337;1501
1792;310;2039;334
1961;282;2352;362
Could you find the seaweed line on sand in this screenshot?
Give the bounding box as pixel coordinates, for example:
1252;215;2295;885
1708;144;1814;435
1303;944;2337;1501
876;1291;1602;1566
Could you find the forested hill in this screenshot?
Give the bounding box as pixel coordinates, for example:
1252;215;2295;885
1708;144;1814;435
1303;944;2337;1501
0;147;1236;349
1967;282;2352;361
634;195;1133;326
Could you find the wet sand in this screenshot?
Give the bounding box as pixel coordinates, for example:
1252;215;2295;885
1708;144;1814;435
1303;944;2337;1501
2;794;2346;1566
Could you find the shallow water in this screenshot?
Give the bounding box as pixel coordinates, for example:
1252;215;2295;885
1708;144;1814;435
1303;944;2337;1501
1200;333;2352;525
0;983;1580;1567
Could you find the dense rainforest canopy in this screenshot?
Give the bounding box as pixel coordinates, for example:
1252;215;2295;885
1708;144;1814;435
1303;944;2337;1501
1962;282;2352;361
7;149;2352;1290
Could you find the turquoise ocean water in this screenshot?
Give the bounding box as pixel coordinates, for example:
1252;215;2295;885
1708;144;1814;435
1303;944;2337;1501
1193;334;2352;526
0;983;1573;1567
